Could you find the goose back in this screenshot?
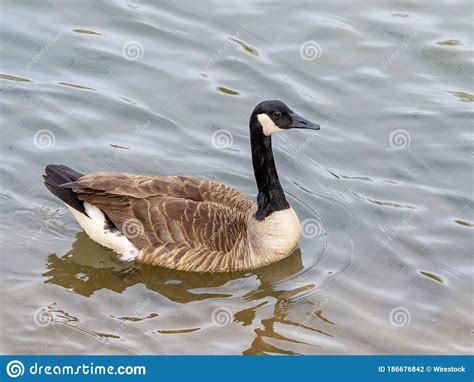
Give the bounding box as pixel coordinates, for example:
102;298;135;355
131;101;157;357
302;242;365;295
66;172;277;271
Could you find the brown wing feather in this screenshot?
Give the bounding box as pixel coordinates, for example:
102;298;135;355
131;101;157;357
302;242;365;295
70;173;255;271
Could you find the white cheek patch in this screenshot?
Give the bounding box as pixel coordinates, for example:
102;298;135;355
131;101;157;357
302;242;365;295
257;113;284;136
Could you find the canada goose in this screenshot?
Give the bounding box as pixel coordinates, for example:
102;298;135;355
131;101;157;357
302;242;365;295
43;100;320;272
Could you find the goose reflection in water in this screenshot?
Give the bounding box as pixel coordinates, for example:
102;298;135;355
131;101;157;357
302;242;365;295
43;232;334;355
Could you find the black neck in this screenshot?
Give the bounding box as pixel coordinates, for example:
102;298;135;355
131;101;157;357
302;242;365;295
250;115;290;221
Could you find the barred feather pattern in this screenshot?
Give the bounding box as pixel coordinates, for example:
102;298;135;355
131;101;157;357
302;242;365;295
67;172;300;272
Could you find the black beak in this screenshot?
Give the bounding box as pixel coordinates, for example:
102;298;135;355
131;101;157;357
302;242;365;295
289;112;320;130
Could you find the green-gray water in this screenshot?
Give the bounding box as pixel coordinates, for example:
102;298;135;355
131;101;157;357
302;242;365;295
0;1;472;354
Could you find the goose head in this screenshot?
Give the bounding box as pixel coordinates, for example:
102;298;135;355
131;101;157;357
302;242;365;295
249;100;320;222
250;100;320;136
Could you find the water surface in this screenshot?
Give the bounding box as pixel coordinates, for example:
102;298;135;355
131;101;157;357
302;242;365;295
0;0;472;354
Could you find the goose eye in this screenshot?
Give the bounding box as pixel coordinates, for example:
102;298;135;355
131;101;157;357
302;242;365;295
273;111;282;118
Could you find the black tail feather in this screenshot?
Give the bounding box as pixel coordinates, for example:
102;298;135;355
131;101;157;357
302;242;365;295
43;164;86;214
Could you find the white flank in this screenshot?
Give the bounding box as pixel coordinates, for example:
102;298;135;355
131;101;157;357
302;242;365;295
257;113;284;136
68;203;141;261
